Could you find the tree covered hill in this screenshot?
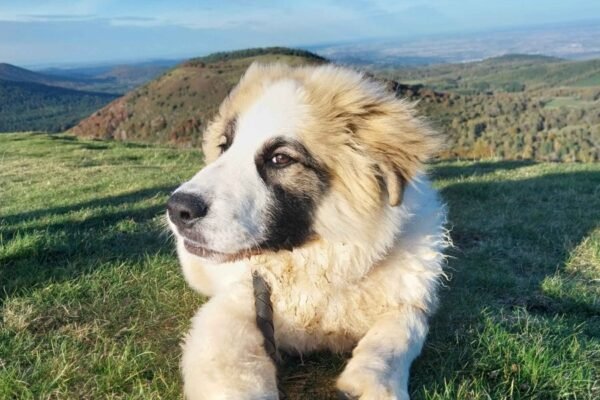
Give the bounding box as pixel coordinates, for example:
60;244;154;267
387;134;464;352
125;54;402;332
417;88;599;162
0;62;124;133
71;49;599;162
0;62;115;92
70;48;326;146
0;63;88;88
0;80;117;133
40;60;179;94
378;55;600;162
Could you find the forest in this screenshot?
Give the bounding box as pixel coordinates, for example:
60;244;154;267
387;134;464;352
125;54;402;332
380;55;600;162
0;80;117;133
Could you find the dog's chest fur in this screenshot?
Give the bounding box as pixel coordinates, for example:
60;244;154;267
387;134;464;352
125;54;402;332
249;240;420;354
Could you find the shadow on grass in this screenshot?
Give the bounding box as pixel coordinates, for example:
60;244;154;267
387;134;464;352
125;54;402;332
0;185;175;302
1;186;175;228
47;134;77;142
0;134;30;141
1;160;598;399
47;134;156;149
281;164;600;399
48;134;111;150
408;164;600;398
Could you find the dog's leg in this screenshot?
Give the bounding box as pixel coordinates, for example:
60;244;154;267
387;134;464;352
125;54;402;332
181;284;279;400
336;307;428;400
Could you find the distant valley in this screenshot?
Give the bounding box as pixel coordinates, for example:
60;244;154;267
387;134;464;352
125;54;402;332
313;22;600;67
0;63;116;132
38;59;180;94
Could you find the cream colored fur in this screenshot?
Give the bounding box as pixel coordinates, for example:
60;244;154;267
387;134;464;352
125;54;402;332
173;63;449;400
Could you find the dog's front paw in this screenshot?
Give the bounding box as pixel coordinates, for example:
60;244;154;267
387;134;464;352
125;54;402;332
336;367;408;400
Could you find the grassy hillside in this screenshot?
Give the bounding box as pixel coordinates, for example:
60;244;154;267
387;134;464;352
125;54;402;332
0;81;118;132
70;48;326;146
1;133;598;399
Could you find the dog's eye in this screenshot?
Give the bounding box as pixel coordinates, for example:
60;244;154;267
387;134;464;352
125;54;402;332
269;153;294;167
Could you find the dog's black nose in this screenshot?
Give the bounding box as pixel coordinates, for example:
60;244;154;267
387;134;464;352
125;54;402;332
167;192;209;228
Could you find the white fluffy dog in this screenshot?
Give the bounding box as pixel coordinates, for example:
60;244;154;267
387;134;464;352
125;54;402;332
167;63;448;400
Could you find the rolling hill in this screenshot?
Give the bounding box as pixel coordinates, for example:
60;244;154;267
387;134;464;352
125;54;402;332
378;54;600;93
0;62;109;91
378;55;600;162
40;59;179;94
1;61;174;95
0;61;174;133
71;49;599;162
70;48;326;146
0;80;118;133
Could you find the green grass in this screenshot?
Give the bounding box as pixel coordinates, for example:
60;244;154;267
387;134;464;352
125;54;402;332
543;97;598;109
570;71;600;87
1;133;599;399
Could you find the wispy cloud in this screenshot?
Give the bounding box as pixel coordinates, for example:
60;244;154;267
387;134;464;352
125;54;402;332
17;14;97;22
108;16;159;27
111;16;156;22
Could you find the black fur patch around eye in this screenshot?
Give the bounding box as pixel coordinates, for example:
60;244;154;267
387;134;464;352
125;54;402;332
263;184;317;250
255;137;331;251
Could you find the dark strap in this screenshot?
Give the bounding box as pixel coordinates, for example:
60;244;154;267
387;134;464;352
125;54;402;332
337;390;359;399
252;272;286;399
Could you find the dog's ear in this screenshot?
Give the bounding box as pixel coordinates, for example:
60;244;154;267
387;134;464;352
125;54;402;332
353;98;442;206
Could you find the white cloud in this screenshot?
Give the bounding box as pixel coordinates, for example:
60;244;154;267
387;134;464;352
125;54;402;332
16;14;97;22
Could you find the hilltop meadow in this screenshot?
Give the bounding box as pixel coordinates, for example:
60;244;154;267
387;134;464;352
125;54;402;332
1;133;598;399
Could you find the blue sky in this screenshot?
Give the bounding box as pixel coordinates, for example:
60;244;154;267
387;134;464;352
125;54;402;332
1;0;599;66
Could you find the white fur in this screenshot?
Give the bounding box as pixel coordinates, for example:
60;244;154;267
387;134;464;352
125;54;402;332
176;179;447;399
175;80;308;254
170;66;449;400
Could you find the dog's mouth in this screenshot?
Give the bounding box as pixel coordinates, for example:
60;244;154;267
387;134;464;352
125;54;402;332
183;239;265;263
183;240;225;258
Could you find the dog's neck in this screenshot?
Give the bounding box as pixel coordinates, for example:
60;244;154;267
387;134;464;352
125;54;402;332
248;234;397;289
248;201;406;288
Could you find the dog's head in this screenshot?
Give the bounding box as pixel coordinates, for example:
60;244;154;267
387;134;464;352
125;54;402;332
167;63;441;263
